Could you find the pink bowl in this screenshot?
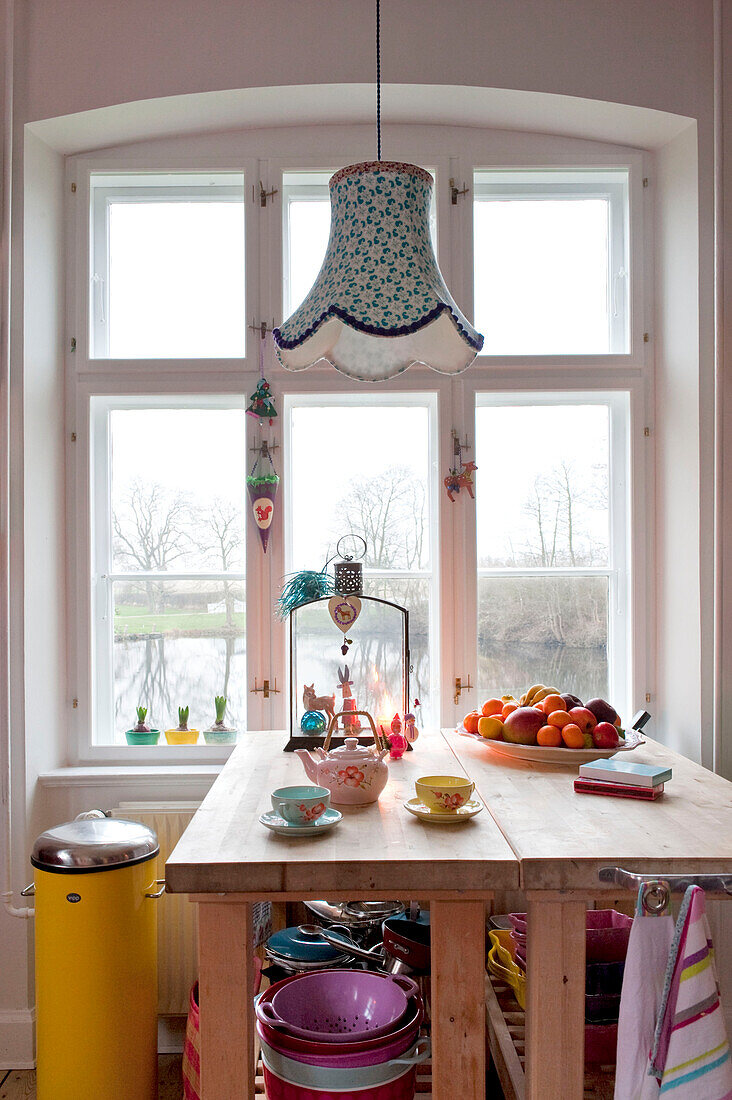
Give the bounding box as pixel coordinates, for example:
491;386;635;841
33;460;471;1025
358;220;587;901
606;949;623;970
509;910;632;963
258;1020;420;1069
263;1062;417;1099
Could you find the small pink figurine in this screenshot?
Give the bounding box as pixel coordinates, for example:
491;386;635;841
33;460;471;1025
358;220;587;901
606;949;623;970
390;713;402;735
387;729;408;760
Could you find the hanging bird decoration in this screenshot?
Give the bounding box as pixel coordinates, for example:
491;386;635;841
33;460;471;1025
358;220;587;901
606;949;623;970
276;567;334;619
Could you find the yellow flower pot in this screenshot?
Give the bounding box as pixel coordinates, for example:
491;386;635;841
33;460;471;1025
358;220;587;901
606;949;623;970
164;727;200;745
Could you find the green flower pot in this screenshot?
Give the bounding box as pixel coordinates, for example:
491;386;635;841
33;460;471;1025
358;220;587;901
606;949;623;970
125;728;160;746
203;726;238;745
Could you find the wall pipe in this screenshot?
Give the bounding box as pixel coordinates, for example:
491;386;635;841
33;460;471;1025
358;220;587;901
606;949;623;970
713;0;724;778
0;0;31;920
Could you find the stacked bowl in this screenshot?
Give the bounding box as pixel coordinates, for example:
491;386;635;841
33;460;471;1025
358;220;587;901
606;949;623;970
508;910;632;1064
256;969;430;1099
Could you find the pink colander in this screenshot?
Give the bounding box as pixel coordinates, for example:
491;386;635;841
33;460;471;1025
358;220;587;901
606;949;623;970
261;971;418;1043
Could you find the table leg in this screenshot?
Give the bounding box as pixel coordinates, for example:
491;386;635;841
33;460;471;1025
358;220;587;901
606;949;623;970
198;900;255;1100
431;899;486;1100
525;895;586;1100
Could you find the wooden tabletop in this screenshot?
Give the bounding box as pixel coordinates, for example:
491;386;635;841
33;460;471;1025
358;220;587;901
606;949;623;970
445;728;732;891
166;731;519;896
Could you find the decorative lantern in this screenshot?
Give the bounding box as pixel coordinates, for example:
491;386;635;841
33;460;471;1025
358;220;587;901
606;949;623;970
286;594;410;751
333;534;365;596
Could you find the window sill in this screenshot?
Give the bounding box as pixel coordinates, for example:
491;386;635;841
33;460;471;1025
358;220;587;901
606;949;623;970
37;764;223;788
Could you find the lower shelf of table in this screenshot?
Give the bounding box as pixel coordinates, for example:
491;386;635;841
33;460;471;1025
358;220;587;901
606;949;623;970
485;973;616;1100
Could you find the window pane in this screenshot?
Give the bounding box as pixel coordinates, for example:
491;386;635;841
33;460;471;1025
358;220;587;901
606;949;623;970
473;170;629;355
288;400;436;727
92;174;245;358
112;579;246;742
287;198;332;316
476;404;609;568
289;405;432;572
111;408;247;574
477;575;609;703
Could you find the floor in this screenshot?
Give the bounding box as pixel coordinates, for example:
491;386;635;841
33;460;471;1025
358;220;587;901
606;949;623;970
0;1057;184;1099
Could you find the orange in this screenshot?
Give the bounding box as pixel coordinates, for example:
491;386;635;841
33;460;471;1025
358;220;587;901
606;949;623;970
547;710;573;729
561;722;585;749
463;710;481;734
482;698;504;717
537;724;562;747
501;702;518;719
478;715;504;740
542;694;565;713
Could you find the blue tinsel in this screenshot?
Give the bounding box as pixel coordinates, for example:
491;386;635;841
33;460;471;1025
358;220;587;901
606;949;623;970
276;569;334;619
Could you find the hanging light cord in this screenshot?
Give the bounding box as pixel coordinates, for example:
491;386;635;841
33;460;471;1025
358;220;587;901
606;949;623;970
376;0;382;161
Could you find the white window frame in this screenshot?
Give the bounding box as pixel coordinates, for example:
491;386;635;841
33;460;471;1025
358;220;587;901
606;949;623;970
472;390;631;718
89;172;247;360
473;169;630;355
89;393;252;760
282;390;442;730
64;128;650;764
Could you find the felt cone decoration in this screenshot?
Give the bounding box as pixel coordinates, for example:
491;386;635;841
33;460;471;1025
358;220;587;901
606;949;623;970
247;450;279;553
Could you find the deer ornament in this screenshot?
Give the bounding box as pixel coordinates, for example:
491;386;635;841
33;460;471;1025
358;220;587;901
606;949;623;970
303;684;336;722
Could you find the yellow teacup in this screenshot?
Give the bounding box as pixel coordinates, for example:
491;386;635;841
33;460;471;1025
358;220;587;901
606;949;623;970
416;775;475;813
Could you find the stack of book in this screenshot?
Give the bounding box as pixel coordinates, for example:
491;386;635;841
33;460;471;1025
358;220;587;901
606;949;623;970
574;758;671;801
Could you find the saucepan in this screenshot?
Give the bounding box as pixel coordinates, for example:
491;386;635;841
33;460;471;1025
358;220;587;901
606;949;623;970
321;910;431;975
304;899;405;948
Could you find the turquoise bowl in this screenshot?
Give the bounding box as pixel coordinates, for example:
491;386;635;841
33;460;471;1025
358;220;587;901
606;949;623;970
203;727;238;744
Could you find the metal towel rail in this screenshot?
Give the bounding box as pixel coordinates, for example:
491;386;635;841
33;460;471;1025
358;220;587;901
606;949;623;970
599;867;732;915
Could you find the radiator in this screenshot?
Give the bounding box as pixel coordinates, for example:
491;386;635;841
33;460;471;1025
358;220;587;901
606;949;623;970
112;801;200;1016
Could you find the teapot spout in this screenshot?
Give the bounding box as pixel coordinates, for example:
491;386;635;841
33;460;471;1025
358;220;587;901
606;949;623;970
294;748;320;783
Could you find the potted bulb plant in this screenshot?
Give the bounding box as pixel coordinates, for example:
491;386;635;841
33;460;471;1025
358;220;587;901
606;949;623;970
204;695;237;745
125;705;160;746
165;705;199;745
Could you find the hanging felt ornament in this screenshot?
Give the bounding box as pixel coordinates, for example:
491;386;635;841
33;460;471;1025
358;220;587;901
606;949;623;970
328;594;361;655
246;328;278;425
247;377;277;424
246;443;279;553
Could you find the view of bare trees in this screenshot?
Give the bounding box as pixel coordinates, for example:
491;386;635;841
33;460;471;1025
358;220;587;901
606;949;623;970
112;480;246;730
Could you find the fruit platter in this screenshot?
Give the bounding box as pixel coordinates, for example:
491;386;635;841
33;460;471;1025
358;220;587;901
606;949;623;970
460;686;647;766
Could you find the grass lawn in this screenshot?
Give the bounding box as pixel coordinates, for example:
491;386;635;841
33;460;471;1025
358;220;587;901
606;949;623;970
114;604;246;635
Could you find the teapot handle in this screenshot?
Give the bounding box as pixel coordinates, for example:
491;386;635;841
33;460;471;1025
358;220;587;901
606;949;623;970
324;710;384;752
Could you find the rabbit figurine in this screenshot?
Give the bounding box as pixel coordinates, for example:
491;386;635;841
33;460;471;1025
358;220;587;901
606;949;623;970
338;665;360;730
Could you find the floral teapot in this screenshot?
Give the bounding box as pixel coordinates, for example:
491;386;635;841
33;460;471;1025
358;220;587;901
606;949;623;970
295;712;389;806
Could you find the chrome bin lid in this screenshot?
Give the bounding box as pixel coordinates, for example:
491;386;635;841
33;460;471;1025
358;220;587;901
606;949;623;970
31;817;159;874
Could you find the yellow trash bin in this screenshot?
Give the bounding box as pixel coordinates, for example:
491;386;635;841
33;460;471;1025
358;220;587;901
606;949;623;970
30;813;161;1100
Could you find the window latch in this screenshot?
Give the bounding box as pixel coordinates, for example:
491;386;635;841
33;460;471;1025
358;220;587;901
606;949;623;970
454;675;473;705
449;178;470;205
256;181;279;207
251;677;280;699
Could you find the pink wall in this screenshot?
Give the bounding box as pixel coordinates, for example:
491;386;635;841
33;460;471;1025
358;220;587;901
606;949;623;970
19;0;713;125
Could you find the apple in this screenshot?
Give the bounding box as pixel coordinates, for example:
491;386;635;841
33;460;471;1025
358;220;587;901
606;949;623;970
585;697;619;725
561;693;583;709
503;706;545;745
592;721;621;749
569;707;597;733
478;715;504;740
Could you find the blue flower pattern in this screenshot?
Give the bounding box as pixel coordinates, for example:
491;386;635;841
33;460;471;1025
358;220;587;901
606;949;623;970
274;161;483;361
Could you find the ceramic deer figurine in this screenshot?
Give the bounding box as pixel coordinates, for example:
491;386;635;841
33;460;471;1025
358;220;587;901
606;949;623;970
303;684;336;722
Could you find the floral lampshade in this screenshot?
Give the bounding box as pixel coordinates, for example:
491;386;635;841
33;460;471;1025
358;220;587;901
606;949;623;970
273;161;484;381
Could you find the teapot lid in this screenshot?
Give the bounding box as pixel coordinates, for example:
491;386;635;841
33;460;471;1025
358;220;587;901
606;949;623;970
328;736;378;759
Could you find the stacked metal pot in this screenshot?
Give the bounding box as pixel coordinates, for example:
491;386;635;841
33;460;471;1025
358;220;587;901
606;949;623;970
256;969;430;1099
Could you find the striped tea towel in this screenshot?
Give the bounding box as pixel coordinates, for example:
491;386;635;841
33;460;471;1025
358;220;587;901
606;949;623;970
649;885;732;1097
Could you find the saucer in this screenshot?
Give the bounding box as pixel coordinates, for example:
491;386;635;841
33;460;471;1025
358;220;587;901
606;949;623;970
260;806;343;836
404;797;483;823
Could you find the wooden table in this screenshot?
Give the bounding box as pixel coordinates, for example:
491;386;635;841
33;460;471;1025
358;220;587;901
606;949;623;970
166;731;519;1100
446;728;732;1100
